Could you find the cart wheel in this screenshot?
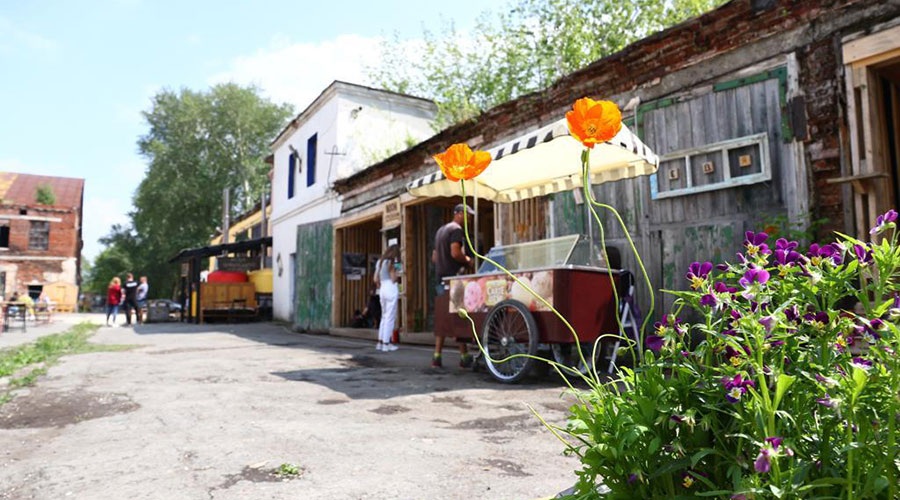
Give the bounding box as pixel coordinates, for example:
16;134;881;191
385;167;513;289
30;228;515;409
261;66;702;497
550;342;599;378
481;300;539;383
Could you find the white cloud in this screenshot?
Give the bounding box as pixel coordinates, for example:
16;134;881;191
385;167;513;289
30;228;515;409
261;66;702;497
0;16;58;53
208;33;383;108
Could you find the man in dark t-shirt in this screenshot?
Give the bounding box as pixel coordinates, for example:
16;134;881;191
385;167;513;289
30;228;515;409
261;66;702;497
122;273;141;326
431;203;474;369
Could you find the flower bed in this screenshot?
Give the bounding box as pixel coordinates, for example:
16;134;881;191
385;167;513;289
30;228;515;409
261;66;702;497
560;214;900;499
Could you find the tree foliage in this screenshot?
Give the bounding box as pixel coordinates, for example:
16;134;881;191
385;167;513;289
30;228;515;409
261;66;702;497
369;0;728;128
91;83;292;298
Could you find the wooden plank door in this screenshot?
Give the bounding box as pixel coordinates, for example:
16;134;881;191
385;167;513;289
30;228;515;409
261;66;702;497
295;220;334;331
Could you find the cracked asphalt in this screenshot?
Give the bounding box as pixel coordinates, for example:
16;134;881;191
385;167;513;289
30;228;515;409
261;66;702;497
0;318;579;500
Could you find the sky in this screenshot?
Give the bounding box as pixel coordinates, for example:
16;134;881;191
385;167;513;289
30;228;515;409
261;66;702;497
0;0;505;260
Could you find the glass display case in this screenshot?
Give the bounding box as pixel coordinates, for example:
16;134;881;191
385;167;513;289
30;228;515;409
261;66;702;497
476;234;605;274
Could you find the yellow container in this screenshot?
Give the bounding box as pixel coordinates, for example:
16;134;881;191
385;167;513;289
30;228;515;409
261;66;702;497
248;269;273;294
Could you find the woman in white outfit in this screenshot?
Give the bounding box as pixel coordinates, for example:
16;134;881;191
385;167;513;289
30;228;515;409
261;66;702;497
375;245;400;351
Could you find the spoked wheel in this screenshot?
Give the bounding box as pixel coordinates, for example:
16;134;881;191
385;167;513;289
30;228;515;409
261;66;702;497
550;342;601;379
481;300;539;383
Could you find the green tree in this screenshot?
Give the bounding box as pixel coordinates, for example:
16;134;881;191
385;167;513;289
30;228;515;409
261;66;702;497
35;184;56;205
369;0;727;128
97;83;292;299
82;240;133;295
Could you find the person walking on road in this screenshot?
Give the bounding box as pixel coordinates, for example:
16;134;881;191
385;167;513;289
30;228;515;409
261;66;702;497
375;245;400;352
122;273;141;326
106;277;123;327
431;203;475;369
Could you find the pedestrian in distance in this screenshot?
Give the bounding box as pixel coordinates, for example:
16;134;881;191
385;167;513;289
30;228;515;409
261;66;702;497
431;203;476;369
136;276;149;322
106;277;122;327
122;273;141;326
375;244;400;352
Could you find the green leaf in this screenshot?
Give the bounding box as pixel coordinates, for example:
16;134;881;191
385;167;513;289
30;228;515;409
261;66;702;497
691;449;716;467
648;436;661;454
851;367;868;402
769;484;785;498
773;373;796;411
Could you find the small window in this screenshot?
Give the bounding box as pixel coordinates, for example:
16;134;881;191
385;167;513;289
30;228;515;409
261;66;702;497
0;225;8;248
650;133;771;200
307;134;317;186
287;153;296;199
28;221;50;250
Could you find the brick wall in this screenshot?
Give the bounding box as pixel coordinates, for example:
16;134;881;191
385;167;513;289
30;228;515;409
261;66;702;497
1;205;82;295
335;0;900;236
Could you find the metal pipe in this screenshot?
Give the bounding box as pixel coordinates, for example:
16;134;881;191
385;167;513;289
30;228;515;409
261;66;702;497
260;187;267;269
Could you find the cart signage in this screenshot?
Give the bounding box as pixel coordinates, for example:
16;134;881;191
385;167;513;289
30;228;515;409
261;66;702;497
448;270;554;313
218;256;260;272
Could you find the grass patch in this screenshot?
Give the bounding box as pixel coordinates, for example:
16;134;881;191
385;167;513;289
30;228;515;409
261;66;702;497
0;321;137;405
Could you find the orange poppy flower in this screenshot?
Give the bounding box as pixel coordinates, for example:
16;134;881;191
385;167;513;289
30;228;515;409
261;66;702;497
566;97;623;149
432;143;492;182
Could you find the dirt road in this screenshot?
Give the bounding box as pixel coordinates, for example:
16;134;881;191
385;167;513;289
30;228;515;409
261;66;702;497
0;320;580;500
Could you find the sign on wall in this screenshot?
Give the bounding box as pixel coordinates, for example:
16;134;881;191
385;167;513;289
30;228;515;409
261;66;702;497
382;198;401;230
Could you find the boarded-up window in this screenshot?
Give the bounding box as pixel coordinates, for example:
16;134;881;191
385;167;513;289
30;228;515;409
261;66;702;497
28;221;50;250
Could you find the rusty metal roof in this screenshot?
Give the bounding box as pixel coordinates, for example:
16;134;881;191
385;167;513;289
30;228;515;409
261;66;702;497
0;172;85;209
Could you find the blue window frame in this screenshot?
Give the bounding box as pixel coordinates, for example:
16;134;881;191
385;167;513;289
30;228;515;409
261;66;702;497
287;153;295;199
306;134;317;186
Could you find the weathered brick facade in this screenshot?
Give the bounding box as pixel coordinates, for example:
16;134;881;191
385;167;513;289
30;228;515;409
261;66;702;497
0;173;84;299
335;0;900;238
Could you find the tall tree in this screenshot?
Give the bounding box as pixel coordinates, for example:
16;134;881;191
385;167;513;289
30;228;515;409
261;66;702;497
100;83;292;298
369;0;727;128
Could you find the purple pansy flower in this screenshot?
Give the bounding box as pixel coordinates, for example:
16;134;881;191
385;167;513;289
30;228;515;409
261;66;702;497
715;282;738;294
754;447;773;474
723;374;755;403
738;267;770;300
686;261;713;290
744;231;771;257
815;373;838;387
628;473;639;484
755;437;792;474
890;293;900;320
816;394;835;408
853;244;873;266
774;248;802;276
803;311;829;329
700;293;718;308
759;315;775;333
807;243;843;266
870;209;898;235
645;335;664;352
775;238;799;252
851;357;874;370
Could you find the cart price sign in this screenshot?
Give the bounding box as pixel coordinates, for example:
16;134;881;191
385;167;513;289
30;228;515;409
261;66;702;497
448;270;554;314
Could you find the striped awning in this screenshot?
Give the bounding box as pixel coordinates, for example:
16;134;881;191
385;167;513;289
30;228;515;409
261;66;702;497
406;118;659;203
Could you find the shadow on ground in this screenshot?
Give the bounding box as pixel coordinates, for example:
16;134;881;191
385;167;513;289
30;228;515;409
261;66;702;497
129;321;569;400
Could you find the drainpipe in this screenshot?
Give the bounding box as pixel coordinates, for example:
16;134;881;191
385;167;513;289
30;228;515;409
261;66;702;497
260;186;267;269
222;188;230;245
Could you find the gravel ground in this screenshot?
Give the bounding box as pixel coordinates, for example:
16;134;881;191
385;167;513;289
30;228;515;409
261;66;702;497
0;319;581;500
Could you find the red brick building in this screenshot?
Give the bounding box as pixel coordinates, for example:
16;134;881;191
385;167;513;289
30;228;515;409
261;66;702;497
0;172;84;301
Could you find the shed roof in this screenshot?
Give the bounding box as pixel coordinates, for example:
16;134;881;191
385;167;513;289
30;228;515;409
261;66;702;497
0;172;85;209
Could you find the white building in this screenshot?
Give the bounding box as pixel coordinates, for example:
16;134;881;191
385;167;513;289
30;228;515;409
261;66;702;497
269;81;436;323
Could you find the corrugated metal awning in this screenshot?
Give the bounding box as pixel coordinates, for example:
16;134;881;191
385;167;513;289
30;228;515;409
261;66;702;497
407;118;658;203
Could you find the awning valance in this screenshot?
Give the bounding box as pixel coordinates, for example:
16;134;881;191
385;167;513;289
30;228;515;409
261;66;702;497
406;118;659;203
